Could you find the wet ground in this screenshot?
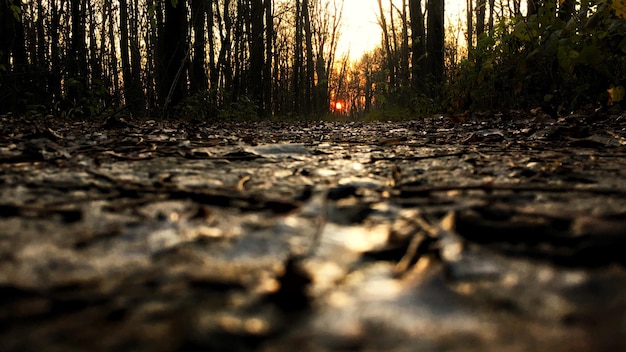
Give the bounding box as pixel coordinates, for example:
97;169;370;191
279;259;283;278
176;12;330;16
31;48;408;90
1;113;626;351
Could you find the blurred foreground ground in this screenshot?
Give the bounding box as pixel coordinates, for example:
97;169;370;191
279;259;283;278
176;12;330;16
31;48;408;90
1;113;626;351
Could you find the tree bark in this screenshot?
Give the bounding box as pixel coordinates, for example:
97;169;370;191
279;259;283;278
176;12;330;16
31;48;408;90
293;0;303;113
249;0;265;114
263;0;273;115
399;0;410;87
303;0;315;114
68;0;88;104
476;0;485;38
0;0;27;113
119;0;136;112
466;0;473;51
158;0;188;109
216;0;233;106
191;0;208;93
378;0;395;90
409;0;425;89
487;0;494;32
129;0;145;113
426;0;444;83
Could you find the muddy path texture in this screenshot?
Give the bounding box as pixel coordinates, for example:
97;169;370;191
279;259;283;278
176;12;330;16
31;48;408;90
1;113;626;351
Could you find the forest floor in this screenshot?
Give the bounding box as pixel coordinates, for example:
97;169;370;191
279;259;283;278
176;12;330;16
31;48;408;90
1;111;626;351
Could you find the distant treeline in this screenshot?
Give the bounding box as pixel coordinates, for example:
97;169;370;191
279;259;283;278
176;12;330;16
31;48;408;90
0;0;623;119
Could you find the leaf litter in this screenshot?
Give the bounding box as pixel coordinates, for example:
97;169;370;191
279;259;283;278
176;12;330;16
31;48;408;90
0;113;625;351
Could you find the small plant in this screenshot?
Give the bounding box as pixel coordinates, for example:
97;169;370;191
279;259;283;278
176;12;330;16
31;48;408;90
450;0;626;114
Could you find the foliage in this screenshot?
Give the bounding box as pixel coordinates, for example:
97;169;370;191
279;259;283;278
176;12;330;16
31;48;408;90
218;95;260;121
178;90;216;121
449;0;626;113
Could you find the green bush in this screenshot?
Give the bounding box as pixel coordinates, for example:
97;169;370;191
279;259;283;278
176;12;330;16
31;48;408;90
450;0;626;113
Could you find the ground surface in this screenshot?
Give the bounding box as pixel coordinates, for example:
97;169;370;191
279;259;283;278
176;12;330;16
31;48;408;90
1;112;626;351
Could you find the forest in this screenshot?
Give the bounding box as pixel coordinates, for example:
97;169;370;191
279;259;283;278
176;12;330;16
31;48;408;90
0;0;625;120
2;1;626;351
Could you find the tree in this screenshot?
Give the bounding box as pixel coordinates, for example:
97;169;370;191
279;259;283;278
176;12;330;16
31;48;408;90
249;0;265;113
190;0;207;94
377;0;396;89
425;0;444;83
311;0;342;114
409;0;425;89
303;0;315;114
67;0;89;105
476;0;485;38
158;0;188;109
293;0;303;113
397;0;410;86
264;0;273;114
120;0;145;115
0;0;27;113
466;0;473;51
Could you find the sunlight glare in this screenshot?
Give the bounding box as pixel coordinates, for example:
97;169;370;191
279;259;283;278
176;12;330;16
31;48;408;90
337;0;467;59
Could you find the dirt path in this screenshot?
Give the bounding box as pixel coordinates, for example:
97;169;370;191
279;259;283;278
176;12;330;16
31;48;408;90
1;114;626;351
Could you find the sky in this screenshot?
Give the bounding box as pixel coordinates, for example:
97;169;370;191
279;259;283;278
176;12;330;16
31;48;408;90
336;0;467;58
336;0;381;58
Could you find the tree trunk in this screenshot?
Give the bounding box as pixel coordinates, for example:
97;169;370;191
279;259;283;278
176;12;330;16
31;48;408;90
68;0;88;105
119;0;135;111
0;0;27;113
399;0;410;87
158;0;188;109
106;0;119;101
249;0;265;114
476;0;485;37
216;0;233;107
88;3;103;98
487;0;494;33
207;0;219;113
129;0;145;113
409;0;425;89
142;0;153;109
36;0;46;69
466;0;473;51
378;0;395;90
303;0;315;114
191;0;208;93
264;0;273;115
426;0;444;83
293;0;303;113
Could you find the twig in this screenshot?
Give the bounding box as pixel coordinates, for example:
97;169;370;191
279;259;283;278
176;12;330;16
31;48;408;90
305;188;329;257
399;183;626;196
394;231;426;276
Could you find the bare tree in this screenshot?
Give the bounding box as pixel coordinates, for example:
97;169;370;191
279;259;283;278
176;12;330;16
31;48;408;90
158;0;188;109
409;0;425;88
264;0;273;114
119;0;144;115
426;0;444;82
303;0;315;113
191;0;208;93
377;0;395;89
466;0;473;51
293;0;303;113
67;0;89;106
396;0;410;86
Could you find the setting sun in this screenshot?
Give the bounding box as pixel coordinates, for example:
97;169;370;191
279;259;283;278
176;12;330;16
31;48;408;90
338;0;467;58
335;101;344;111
